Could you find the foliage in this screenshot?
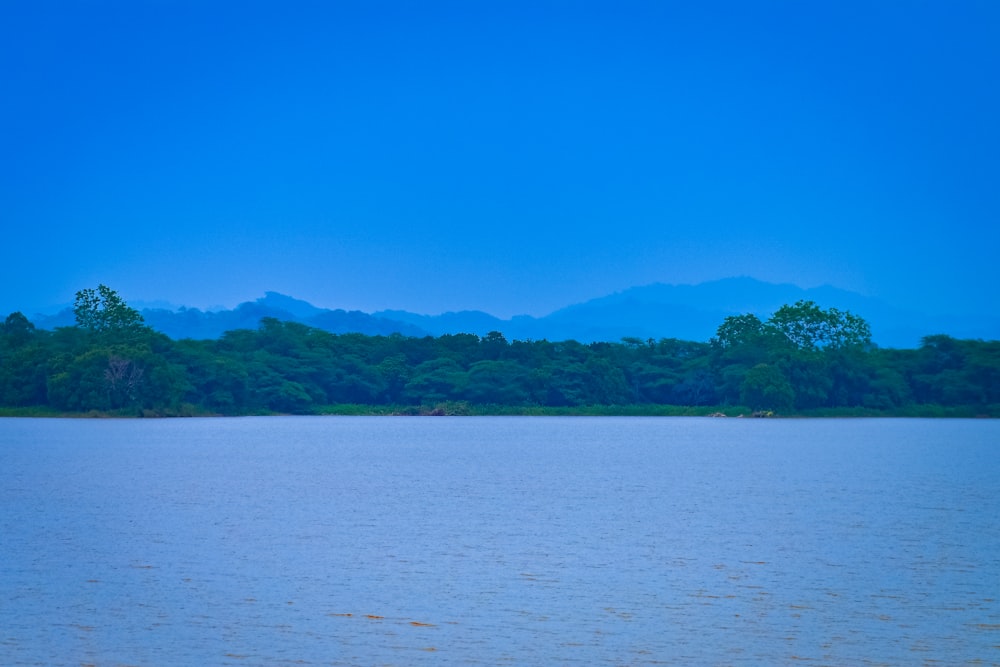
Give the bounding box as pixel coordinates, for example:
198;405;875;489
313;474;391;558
73;284;147;335
740;364;795;412
1;287;998;416
766;300;872;350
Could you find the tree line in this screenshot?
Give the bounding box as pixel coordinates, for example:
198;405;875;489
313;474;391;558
1;285;997;416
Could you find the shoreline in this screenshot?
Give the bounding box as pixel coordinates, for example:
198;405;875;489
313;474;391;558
1;404;994;419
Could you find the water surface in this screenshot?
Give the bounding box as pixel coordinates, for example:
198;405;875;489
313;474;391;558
2;417;998;665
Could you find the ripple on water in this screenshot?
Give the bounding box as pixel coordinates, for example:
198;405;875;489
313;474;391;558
1;416;998;665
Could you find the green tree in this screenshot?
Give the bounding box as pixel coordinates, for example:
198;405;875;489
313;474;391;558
174;339;249;412
404;358;468;404
740;363;795;412
480;331;509;360
965;340;1000;407
581;355;631;404
74;285;146;335
434;333;481;366
47;348;115;411
377;354;411;403
464;360;530;404
0;313;48;406
766;300;871;351
1;312;36;346
863;364;911;409
534;362;590;406
711;314;774;404
777;351;832;409
713;313;766;350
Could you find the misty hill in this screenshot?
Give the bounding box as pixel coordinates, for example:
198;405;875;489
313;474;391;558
30;292;430;340
143;293;432;340
26;279;999;347
377;278;999;348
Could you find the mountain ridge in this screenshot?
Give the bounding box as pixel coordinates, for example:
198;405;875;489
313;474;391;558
23;278;999;348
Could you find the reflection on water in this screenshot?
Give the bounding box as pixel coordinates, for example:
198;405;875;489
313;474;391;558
1;416;998;665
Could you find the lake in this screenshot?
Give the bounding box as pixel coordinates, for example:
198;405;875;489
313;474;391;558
1;416;998;666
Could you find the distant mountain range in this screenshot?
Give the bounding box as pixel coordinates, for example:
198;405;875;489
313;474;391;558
26;278;999;348
28;292;428;340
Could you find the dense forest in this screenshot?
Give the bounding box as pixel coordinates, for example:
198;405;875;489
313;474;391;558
1;285;997;417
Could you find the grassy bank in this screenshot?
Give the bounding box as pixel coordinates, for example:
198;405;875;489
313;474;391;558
317;402;998;418
1;403;996;418
316;403;753;417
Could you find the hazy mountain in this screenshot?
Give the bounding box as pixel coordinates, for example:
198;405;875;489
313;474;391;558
140;292;429;339
376;278;999;348
376;309;509;337
30;292;429;340
530;278;959;348
24;279;998;347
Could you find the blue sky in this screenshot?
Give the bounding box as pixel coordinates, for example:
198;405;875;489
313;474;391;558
2;1;998;318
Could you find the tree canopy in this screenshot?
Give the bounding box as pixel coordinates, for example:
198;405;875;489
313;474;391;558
1;286;996;416
73;284;146;334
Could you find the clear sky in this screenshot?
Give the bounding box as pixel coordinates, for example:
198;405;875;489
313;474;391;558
3;1;998;318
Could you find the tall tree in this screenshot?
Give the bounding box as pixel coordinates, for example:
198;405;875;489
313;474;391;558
740;363;795;412
766;300;871;351
73;284;146;334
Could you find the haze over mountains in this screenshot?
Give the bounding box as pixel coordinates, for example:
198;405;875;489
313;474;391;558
27;278;998;349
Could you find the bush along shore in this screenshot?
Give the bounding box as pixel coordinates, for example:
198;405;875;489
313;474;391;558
1;286;997;418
